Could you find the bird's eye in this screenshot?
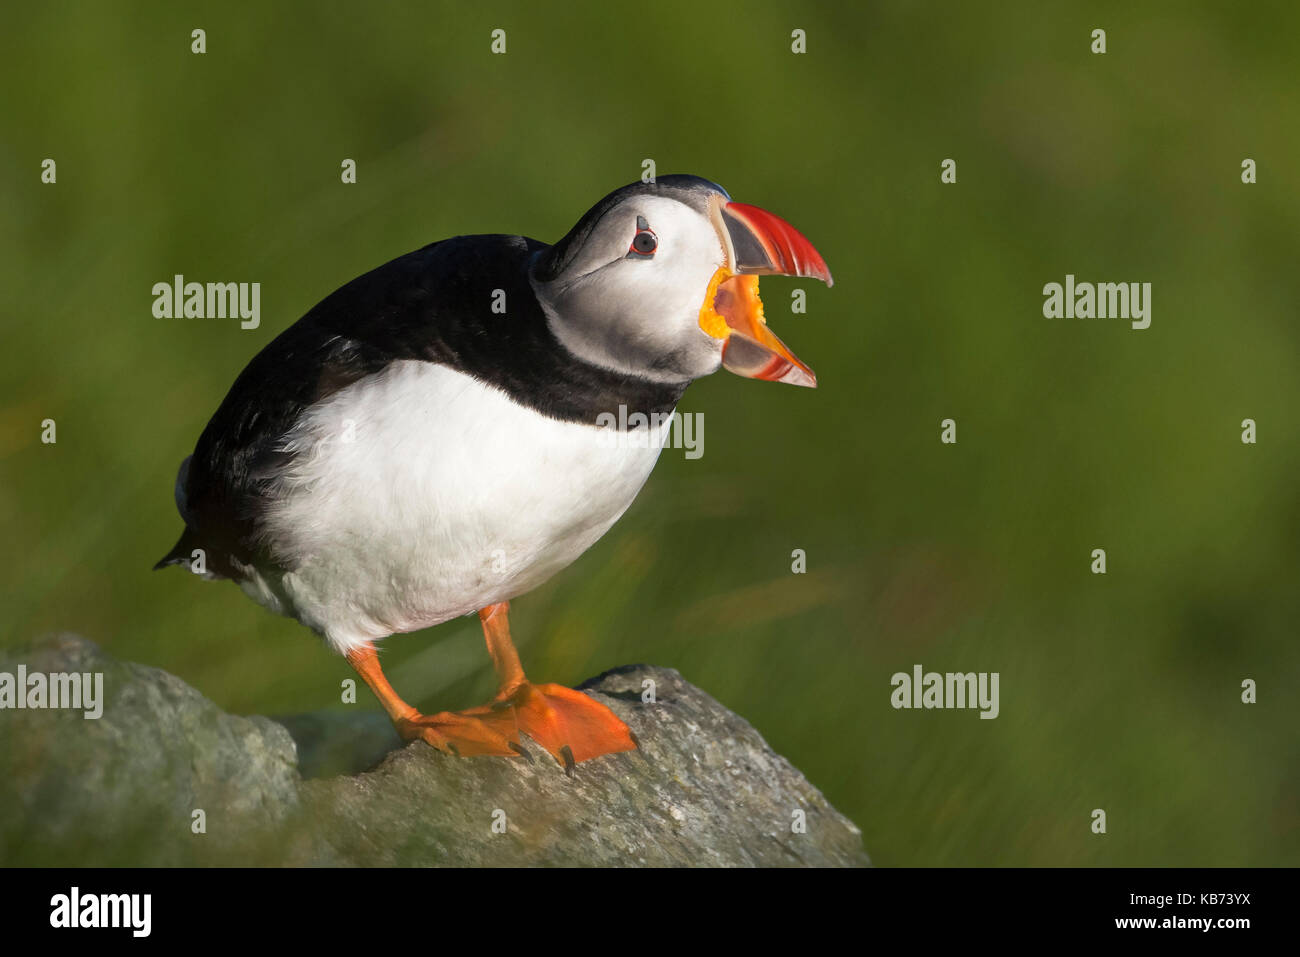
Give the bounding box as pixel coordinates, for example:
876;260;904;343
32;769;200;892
627;216;657;259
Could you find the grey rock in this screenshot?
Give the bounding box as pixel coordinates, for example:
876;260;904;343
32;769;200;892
0;634;868;867
0;633;299;866
272;709;401;779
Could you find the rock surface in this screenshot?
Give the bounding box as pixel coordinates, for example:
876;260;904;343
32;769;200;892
0;634;868;866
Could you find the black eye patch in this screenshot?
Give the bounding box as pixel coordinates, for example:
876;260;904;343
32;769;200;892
627;215;657;259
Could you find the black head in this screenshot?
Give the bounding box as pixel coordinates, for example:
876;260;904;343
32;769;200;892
531;175;832;387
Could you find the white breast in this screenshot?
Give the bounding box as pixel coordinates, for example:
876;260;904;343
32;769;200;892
248;360;669;654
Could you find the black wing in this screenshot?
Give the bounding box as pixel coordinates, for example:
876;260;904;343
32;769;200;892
156;234;548;577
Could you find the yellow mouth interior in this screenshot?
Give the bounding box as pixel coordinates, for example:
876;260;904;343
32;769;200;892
699;267;766;340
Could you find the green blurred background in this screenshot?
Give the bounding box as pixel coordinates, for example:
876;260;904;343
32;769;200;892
2;1;1297;866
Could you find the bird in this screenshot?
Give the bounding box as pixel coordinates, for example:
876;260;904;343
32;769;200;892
154;174;832;771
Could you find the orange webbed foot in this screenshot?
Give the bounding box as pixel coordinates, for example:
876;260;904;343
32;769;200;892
496;681;638;772
395;708;526;759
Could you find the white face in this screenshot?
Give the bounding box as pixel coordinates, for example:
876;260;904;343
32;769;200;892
531;194;728;383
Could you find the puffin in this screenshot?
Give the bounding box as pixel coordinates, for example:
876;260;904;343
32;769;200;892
155;175;832;770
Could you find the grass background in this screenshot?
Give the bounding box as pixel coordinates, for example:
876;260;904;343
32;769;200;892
1;1;1296;865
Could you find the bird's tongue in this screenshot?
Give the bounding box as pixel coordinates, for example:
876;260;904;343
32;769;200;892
700;269;816;388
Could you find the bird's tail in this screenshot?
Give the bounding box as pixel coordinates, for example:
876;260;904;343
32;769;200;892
155;453;201;571
153;527;199;570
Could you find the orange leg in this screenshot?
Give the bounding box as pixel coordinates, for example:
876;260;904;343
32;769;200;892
478;602;639;772
345;643;523;758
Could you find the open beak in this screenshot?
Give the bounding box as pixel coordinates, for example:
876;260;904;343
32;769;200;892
699;197;833;388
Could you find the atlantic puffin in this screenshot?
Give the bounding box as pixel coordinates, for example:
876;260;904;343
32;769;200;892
155;175;832;770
